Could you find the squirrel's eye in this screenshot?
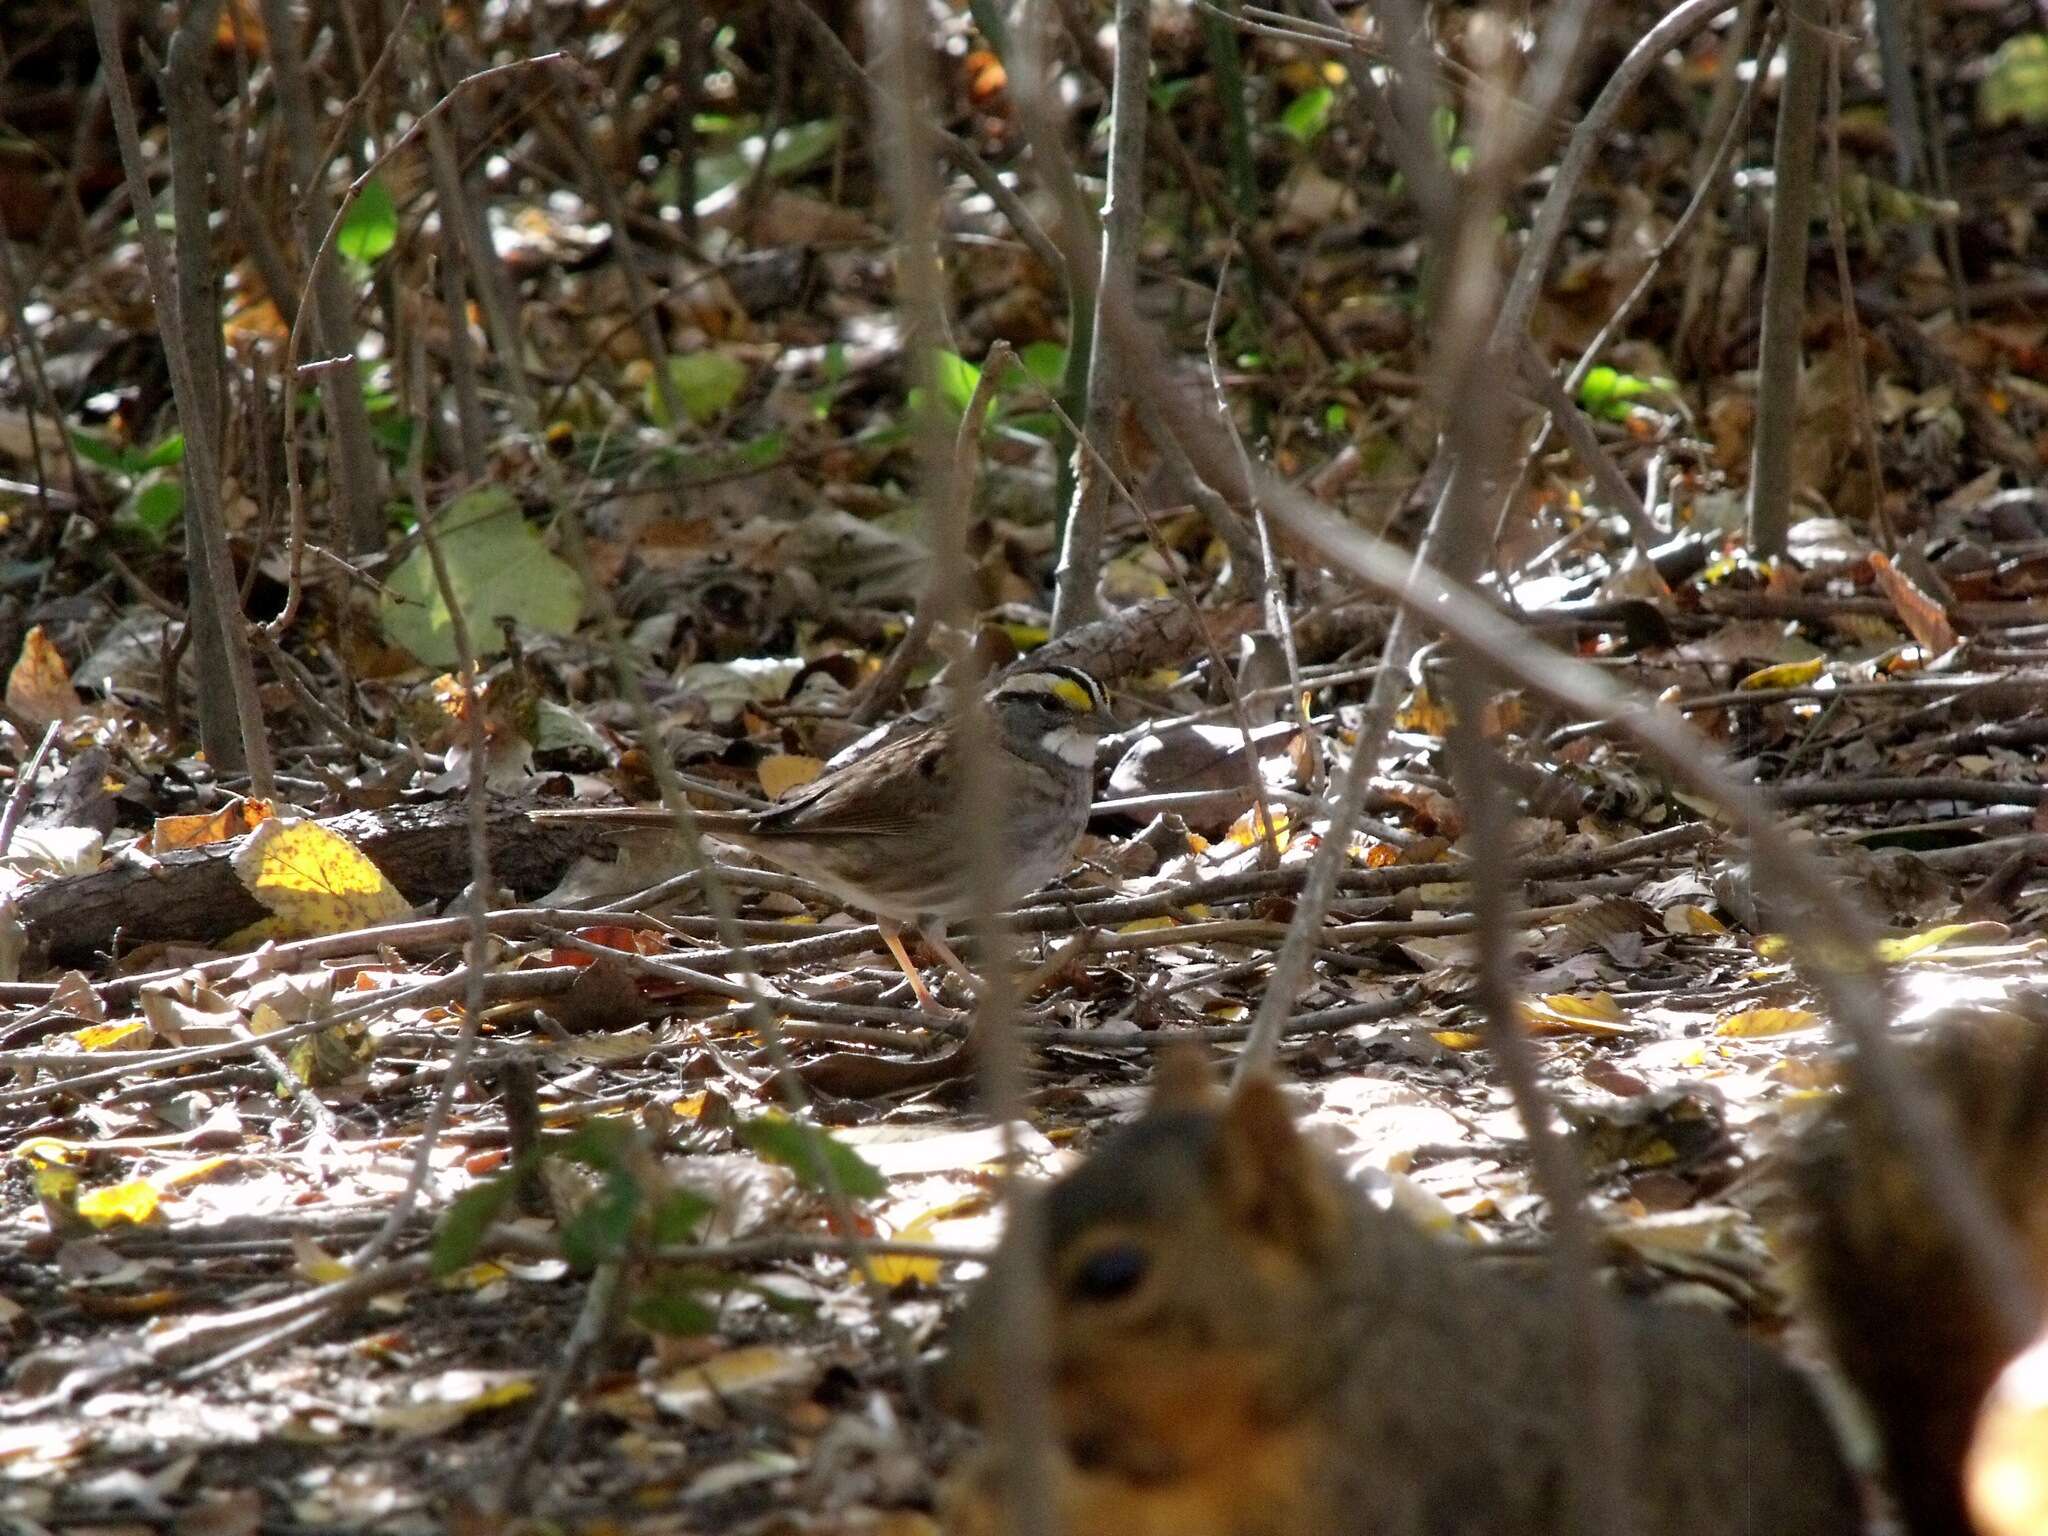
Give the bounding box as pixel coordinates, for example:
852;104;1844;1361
1069;1242;1149;1304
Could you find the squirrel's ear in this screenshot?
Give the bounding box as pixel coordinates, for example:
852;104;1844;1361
1214;1077;1343;1258
1151;1043;1222;1113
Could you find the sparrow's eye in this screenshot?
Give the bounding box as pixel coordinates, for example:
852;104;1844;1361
1068;1241;1150;1304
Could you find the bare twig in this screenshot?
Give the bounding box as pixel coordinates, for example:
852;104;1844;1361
879;1;1054;1518
255;0;389;554
268;49;565;637
1050;0;1149;634
347;330;504;1269
1443;665;1631;1536
84;0;275;796
1823;2;1890;548
1517;342;1659;556
1748;0;1830;556
0;723;61;860
851;342;1015;724
1109;291;2041;1353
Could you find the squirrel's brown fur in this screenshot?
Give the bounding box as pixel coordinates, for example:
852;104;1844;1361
1795;1005;2048;1536
942;1051;1860;1536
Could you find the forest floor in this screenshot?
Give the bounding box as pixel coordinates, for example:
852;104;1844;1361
4;0;2048;1531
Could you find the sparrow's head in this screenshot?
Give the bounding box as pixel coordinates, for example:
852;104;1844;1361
991;664;1114;766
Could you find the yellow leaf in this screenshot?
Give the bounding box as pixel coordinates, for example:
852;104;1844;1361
1100;556;1170;603
230;818;411;939
370;1373;534;1436
70;1020;150;1051
1662;904;1728;936
1518;993;1635;1036
35;1166;83;1233
1737;657;1826;690
1716;1006;1822;1038
1226;806;1289;849
1877;921;2010;962
156;1157;232;1190
437;1262;509;1290
1432;1030;1484;1050
865;1196;983;1287
293;1235;353;1284
1117;916;1180;934
76;1179;161;1228
757;753;824;800
15;1137;85;1166
654;1346;810;1413
34;1165;79;1198
1396;686;1452;735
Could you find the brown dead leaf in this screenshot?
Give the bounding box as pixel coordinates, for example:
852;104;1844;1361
758;753;824;800
1870;552;1959;656
7;625;80;726
149;799;274;853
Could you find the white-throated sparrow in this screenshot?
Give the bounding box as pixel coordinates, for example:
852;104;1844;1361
541;664;1113;1005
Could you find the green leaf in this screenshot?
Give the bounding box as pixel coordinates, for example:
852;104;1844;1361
337;176;399;266
560;1170;641;1270
1579;365;1648;421
693;119;841;203
1981;34;2048;127
369;413;416;461
137;433;185;470
1277;86;1334;144
763;119;839;179
1017;341;1068;391
935;350;981;413
70;430;148;478
999;410;1060;443
1578;366;1677;422
432;1173;519;1276
627;1274;718;1336
738;1115;887;1199
126;475;186;539
647;352;748;428
380;487;585;667
737;432;785;468
554;1116;636;1173
649;1187;714;1246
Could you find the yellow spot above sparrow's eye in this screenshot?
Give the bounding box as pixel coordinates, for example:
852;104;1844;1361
1049;677;1095;712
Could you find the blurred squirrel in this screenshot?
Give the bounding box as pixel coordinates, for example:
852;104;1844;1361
940;1050;1859;1536
1795;1005;2048;1536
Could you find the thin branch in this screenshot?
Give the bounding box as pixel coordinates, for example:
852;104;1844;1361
1443;666;1631;1536
1748;0;1830;556
84;0;275;796
1050;0;1149;634
1103;289;2042;1355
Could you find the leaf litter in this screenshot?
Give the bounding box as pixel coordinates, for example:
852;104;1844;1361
3;1;2048;1532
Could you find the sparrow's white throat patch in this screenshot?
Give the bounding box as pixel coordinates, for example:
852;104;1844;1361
1043;726;1099;766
